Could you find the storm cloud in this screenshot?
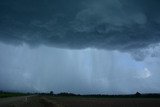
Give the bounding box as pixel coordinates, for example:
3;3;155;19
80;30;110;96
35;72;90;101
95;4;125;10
0;0;160;60
1;0;160;94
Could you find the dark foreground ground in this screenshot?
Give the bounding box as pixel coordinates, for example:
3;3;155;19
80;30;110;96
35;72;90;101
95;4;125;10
0;95;160;107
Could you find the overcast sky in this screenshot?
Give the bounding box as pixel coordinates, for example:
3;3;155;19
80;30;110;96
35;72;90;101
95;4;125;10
0;0;160;94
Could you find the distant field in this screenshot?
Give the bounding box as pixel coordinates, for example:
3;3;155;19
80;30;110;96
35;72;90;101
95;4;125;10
0;92;27;98
45;96;160;107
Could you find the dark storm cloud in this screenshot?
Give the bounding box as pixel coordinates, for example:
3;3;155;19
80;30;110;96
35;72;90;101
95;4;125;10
0;0;160;59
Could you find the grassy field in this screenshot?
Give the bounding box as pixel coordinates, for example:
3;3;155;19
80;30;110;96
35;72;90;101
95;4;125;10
0;92;27;98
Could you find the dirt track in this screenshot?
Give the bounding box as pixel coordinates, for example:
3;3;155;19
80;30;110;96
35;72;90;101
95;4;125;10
1;95;160;107
0;95;56;107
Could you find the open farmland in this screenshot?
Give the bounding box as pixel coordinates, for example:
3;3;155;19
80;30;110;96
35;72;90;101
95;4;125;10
1;95;160;107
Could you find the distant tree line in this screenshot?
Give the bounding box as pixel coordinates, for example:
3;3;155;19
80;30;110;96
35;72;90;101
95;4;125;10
37;91;160;98
1;90;160;98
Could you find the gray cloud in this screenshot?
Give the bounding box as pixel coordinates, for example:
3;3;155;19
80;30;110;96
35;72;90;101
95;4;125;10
0;0;160;60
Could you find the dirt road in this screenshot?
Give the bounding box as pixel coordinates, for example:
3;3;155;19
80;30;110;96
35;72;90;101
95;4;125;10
0;95;56;107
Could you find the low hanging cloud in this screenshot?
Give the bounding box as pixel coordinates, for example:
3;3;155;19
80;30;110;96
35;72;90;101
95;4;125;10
0;0;160;60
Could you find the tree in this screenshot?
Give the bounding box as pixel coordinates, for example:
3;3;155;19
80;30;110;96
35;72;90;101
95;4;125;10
135;92;141;96
49;91;54;95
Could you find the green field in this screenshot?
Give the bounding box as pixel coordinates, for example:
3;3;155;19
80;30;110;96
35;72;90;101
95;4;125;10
0;92;27;98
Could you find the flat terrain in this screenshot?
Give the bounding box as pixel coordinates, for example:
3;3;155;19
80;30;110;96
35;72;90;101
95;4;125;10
1;95;160;107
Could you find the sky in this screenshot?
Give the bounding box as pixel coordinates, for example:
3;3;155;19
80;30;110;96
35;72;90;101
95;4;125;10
0;0;160;94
